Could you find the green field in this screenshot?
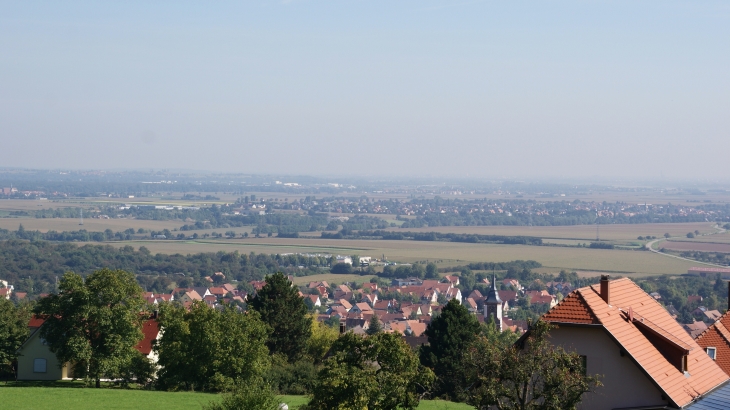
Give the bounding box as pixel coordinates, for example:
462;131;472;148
0;385;471;410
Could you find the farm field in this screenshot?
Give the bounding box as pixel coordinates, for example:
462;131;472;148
0;217;182;233
669;232;730;244
659;241;730;253
98;237;700;277
0;386;471;410
290;273;377;286
384;222;717;241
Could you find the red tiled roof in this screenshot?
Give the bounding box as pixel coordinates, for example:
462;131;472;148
529;295;555;305
542;292;598;324
407;320;427;337
134;319;160;355
696;311;730;376
28;315;47;328
544;278;728;407
209;287;227;296
497;290;517;302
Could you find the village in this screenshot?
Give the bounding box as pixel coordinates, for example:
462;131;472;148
7;258;730;408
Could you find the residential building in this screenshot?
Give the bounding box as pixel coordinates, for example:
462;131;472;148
540;275;728;410
16;316;160;381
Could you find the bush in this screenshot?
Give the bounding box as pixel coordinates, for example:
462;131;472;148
687;232;695;238
266;356;318;395
330;262;353;274
119;354;156;388
204;379;280;410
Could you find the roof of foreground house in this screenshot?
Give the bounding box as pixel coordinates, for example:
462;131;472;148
542;277;729;408
686;380;730;409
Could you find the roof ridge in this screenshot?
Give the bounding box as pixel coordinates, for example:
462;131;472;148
630;311;694;352
713;321;730;345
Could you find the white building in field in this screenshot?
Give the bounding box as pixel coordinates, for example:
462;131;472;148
336;256;353;265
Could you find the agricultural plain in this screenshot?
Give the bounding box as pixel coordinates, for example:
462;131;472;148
100;237;700;277
385;222;717;242
0;217;182;233
659;241;730;253
0;194;723;278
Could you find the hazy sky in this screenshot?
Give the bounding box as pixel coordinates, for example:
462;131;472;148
1;1;729;179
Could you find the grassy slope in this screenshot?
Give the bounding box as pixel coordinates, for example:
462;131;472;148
0;386;471;410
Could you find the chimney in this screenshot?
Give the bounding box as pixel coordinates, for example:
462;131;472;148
600;275;610;305
727;281;730;311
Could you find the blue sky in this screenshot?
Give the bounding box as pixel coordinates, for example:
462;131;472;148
1;1;728;179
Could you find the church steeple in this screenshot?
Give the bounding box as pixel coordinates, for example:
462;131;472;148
484;274;503;331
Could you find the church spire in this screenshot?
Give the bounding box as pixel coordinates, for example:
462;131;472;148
484;274;503;331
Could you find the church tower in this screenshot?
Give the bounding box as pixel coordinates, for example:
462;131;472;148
484;274;503;331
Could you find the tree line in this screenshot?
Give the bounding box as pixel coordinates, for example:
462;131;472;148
0;240;329;296
322;229;543;245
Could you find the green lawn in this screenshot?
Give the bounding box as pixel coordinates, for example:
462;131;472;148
0;384;472;410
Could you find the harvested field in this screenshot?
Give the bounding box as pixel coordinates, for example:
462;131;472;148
675;233;730;244
97;237;699;277
0;217;182;233
290;273;377;286
659;241;730;253
384;222;716;241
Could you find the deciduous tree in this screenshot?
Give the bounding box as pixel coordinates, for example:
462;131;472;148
155;301;270;392
34;269;146;387
0;298;30;376
462;320;601;410
306;332;434;410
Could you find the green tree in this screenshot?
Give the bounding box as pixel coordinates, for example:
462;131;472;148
306;332;434;410
425;262;439;279
34;269;146;387
248;272;311;362
367;313;383;335
204;379;280;410
462;320;601;410
420;298;480;399
0;298;30;376
155;302;270;392
306;314;339;364
481;317;519;348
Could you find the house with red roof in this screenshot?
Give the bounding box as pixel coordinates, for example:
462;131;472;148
308;295;322;307
442;275;460;286
350;302;374;314
694;286;730;377
16;315;161;381
209;287;227;297
539;275;729;409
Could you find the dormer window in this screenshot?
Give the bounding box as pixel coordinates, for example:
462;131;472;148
706;347;717;360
